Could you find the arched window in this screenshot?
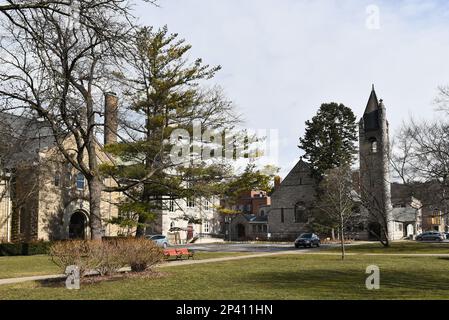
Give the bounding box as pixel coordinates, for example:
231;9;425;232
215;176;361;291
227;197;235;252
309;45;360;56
170;221;175;229
260;210;265;217
369;138;378;153
294;202;308;223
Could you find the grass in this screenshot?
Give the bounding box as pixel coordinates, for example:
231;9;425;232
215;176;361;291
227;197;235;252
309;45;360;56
1;254;449;300
325;241;449;254
0;255;60;280
0;251;250;280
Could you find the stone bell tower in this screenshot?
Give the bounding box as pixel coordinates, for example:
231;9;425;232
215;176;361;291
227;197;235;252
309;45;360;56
359;85;394;241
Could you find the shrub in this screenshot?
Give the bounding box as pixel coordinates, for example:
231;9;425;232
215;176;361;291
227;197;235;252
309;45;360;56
90;240;128;276
49;240;102;277
0;241;51;256
49;238;164;277
119;238;164;272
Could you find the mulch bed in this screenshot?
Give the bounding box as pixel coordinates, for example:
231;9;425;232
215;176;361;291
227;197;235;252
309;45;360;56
39;270;169;288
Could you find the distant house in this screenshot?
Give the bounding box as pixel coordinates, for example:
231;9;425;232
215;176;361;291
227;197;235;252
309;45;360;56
145;196;223;245
225;191;271;241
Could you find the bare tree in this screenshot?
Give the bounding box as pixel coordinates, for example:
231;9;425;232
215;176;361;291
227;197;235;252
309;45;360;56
0;1;155;239
316;165;358;259
391;118;449;222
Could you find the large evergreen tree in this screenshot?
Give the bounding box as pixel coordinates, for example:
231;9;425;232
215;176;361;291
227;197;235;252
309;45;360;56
103;26;240;236
299;103;357;178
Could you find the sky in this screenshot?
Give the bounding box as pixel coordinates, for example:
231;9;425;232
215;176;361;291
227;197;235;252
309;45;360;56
135;0;449;177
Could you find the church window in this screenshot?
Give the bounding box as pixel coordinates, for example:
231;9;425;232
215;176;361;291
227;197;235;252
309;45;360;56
260;210;265;217
294;202;308;223
281;208;285;223
169;199;175;212
370;138;378;153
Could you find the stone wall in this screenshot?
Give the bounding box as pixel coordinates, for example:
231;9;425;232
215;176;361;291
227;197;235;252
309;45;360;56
268;160;317;241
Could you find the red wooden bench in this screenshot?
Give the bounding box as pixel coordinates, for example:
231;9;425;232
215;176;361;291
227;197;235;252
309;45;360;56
164;249;181;260
176;248;195;260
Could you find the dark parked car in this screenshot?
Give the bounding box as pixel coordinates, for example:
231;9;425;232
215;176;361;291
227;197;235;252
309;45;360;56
295;233;321;248
416;231;445;242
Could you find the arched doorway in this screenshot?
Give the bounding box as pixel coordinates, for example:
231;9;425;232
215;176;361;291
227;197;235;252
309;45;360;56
237;224;246;240
69;211;87;240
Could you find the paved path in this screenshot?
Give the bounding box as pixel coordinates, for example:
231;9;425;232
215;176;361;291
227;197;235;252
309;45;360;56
0;249;309;286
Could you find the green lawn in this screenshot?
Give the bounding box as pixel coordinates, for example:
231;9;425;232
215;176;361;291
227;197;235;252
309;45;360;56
0;255;60;280
0;251;250;280
1;254;449;300
325;241;449;254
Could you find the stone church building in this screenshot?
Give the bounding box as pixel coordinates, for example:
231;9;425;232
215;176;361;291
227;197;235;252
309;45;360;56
267;87;423;241
0;94;122;243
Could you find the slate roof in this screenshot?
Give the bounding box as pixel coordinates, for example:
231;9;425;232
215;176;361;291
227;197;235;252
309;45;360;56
392;207;417;223
0;112;56;167
243;214;268;223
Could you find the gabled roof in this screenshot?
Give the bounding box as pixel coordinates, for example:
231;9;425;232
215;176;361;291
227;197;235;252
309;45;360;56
0;112;56;167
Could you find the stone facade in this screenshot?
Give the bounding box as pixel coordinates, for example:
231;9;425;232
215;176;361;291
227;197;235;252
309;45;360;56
267;160;317;241
359;87;396;240
266;87;421;241
0;113;122;243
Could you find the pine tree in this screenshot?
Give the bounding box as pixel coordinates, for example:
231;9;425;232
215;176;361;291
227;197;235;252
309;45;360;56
299;103;357;178
103;26;239;236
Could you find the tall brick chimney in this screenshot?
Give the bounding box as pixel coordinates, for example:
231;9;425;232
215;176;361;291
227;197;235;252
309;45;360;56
104;92;118;146
274;176;282;190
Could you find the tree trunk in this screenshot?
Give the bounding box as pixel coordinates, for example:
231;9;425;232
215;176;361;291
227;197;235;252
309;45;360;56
331;228;335;241
340;214;345;260
136;182;151;238
88;176;103;240
135;214;147;238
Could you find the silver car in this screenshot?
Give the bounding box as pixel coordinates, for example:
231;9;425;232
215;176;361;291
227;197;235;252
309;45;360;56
146;235;170;248
416;231;445;242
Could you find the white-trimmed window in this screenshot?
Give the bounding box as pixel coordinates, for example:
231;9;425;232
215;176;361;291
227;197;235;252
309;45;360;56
187;197;195;208
204;220;210;233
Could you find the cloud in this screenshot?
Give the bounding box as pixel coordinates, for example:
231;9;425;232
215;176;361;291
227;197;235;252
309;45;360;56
137;0;449;176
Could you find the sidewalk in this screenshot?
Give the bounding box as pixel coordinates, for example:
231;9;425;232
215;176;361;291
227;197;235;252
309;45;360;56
0;250;298;286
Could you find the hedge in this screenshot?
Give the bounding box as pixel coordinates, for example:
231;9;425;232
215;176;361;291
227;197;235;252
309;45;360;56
0;241;52;256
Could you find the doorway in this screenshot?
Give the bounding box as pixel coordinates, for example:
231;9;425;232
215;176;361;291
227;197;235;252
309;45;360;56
237;224;246;240
69;211;87;240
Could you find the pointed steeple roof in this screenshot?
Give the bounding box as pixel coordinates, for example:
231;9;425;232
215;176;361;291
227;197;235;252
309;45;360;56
364;84;379;114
